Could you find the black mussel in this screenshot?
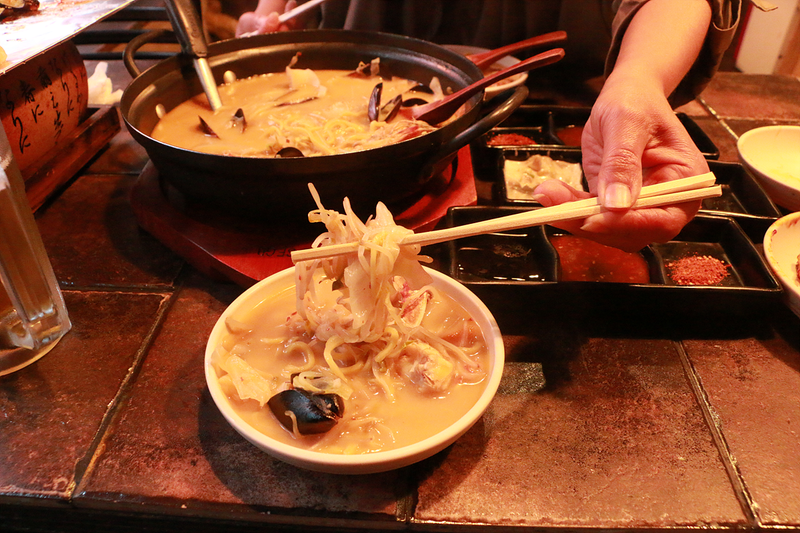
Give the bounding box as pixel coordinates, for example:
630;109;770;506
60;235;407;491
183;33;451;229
231;108;246;133
198;116;219;138
368;82;383;122
400;83;434;108
276;146;304;158
401;97;428;108
379;94;402;123
268;389;344;435
407;82;434;94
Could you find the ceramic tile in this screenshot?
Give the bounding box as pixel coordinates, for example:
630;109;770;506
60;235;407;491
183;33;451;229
681;308;800;527
675;98;710;117
701;73;800;121
85;125;151;176
35;173;184;289
75;271;403;527
725;117;800;139
0;290;168;502
414;326;746;529
690;116;737;162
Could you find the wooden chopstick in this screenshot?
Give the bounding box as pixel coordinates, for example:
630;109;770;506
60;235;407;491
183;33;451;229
291;172;719;263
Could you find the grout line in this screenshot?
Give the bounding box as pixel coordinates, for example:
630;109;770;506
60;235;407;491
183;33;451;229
394;466;417;525
697;96;741;142
674;339;761;528
68;288;180;501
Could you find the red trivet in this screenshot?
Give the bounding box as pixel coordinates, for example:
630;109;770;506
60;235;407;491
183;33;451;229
130;148;477;287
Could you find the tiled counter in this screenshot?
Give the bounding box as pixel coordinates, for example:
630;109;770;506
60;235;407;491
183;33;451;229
1;66;799;532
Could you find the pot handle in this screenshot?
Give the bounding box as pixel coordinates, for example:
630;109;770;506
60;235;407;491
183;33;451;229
424;86;528;175
123;29;175;78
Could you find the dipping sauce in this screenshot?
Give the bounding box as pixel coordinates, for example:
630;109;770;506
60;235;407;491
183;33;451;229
556;125;584;147
552;235;650;283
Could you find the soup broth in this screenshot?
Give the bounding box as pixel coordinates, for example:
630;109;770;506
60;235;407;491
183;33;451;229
152;68;438;158
213;280;489;454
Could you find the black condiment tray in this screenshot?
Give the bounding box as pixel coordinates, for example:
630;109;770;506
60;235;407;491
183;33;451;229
482;147;780;223
443;209;782;320
471;106;720;181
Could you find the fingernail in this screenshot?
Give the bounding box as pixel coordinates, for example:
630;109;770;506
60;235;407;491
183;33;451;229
580;218;603;233
603;182;633;208
530;193;547;204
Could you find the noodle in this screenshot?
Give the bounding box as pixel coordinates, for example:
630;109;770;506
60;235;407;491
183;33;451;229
213;187;490;454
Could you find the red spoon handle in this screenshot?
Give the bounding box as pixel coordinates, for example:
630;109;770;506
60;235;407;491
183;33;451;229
413;48;565;125
468;31;568;69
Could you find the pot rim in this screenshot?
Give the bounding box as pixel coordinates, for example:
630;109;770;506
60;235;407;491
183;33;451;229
121;29;485;162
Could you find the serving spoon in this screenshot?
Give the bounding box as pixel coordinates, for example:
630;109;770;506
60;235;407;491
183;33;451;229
411;48;565;125
164;0;223;110
467;30;568;70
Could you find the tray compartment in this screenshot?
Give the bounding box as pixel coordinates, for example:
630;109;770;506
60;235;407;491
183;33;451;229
495;148;586;205
702;161;782;220
442;208;782;322
472;105;719;158
446;206;558;284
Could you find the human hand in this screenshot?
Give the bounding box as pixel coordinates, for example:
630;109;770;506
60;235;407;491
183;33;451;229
533;74;709;252
236;0;299;37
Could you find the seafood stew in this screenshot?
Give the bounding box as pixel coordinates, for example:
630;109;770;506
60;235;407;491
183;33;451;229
151;58;441;158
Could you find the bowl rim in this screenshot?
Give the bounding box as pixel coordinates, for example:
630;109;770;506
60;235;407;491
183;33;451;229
764;210;800;280
737;125;800;178
442;44;528;94
205;266;505;472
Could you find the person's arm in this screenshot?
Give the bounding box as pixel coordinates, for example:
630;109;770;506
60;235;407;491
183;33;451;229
534;0;714;251
592;0;711;208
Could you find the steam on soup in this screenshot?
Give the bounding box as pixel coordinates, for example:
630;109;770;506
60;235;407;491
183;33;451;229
209;186;490;454
151;57;444;158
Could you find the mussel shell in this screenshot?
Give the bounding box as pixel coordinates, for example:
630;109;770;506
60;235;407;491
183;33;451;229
268;389;344;435
368;82;383;122
276;146;304;158
379;94;403;122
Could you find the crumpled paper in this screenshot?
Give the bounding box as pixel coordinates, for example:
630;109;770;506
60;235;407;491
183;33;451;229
87;61;123;106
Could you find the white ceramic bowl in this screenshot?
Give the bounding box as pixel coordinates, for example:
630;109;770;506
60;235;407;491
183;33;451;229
737;125;800;212
205;266;505;474
764;211;800;319
444;44;528;100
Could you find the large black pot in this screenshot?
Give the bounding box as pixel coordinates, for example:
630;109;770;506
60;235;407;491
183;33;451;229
121;29;528;220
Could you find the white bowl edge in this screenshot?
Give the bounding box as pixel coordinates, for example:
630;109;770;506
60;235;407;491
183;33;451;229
737;125;800;212
205;266;505;474
764;211;800;319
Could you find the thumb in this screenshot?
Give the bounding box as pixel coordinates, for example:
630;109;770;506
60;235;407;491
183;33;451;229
596;135;646;210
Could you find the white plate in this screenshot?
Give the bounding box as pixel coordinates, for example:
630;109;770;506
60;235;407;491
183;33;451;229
764;211;800;319
444;44;528;100
205;266;505;474
737;125;800;212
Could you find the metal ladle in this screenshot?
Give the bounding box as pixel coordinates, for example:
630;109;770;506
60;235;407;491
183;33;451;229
164;0;223;111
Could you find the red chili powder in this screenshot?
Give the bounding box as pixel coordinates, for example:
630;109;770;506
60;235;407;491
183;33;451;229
666;254;730;286
487;133;537;146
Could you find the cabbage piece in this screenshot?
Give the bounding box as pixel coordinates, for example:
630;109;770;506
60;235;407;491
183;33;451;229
219;354;275;406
